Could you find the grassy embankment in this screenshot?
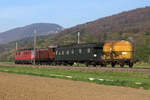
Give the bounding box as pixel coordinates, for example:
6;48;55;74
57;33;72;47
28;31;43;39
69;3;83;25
0;64;150;90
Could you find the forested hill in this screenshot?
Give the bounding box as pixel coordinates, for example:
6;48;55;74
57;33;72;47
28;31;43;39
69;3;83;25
58;6;150;41
50;6;150;62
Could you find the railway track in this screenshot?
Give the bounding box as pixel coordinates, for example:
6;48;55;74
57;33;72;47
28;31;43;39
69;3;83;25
0;63;150;73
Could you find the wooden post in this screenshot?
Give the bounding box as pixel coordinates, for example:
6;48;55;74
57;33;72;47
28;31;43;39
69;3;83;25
78;32;80;44
16;42;18;51
33;30;37;65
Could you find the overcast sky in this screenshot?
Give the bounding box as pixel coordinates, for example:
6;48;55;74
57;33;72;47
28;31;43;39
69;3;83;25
0;0;150;32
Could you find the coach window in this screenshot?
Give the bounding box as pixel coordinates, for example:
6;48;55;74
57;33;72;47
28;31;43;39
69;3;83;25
79;49;82;54
56;50;58;55
72;49;74;54
66;50;69;55
57;51;59;55
59;51;61;55
87;48;91;53
62;51;64;55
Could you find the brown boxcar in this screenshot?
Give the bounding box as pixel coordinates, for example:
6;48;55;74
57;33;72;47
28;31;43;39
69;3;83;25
35;46;56;64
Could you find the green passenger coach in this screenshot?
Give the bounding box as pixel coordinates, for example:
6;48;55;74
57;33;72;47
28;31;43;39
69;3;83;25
55;43;105;66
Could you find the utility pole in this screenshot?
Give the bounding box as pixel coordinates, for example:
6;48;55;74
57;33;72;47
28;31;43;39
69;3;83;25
16;42;18;51
77;32;80;44
33;30;37;65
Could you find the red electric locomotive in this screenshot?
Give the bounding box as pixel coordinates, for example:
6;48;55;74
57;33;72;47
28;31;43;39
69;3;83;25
15;48;34;64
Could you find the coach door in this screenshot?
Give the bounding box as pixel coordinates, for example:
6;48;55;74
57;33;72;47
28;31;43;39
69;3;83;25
94;47;103;60
74;47;79;62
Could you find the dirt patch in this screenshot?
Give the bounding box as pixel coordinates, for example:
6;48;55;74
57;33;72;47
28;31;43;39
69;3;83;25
0;72;150;100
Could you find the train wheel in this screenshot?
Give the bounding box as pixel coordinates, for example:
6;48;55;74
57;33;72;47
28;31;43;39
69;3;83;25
101;63;107;67
53;62;57;66
103;63;107;67
111;62;115;68
100;64;103;67
56;62;59;66
119;60;125;68
58;62;61;65
15;61;17;64
86;63;89;67
69;63;74;66
91;62;97;67
93;63;97;67
120;63;124;68
129;62;133;68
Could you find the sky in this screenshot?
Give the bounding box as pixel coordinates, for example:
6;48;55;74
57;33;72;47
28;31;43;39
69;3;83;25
0;0;150;32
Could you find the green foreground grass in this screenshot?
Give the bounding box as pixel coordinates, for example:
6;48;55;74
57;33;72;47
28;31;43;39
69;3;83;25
0;65;150;90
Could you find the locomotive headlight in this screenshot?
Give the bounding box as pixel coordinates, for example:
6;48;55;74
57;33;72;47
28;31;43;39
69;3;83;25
94;54;97;57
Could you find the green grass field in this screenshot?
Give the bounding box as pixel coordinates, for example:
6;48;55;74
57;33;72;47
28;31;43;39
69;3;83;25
0;64;150;90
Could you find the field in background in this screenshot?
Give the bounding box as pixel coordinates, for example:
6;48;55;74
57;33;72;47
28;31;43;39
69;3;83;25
0;64;150;90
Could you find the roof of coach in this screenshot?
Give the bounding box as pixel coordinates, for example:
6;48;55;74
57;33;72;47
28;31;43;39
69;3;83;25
57;42;105;48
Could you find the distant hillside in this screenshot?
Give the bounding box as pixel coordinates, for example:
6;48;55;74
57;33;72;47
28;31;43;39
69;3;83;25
0;23;63;44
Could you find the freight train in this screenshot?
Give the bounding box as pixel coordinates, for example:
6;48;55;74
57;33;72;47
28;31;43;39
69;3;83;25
14;40;134;67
